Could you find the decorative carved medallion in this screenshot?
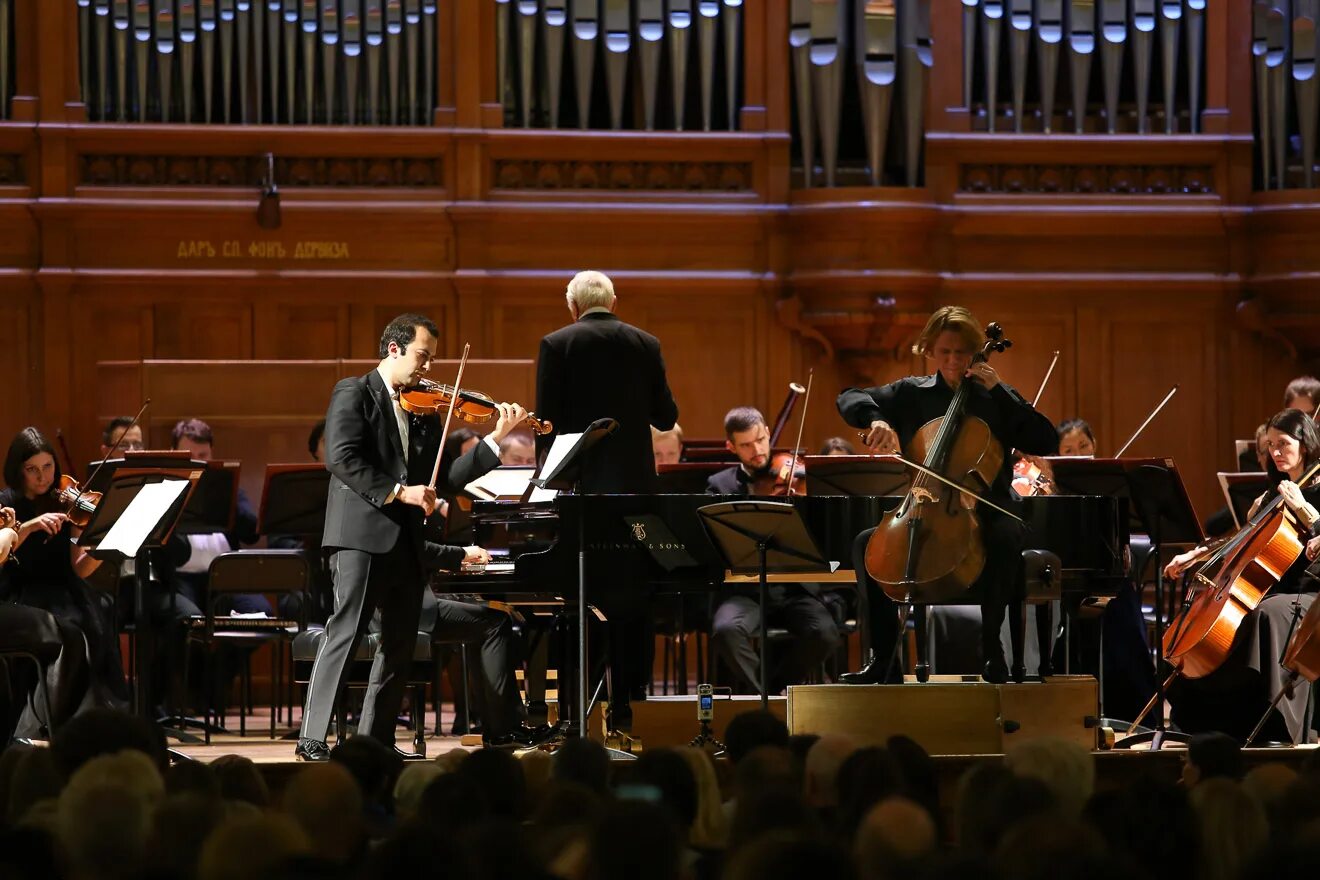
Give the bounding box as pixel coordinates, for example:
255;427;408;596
79;155;445;187
959;164;1215;195
492;159;753;192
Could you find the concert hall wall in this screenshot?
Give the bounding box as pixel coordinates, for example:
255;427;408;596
0;2;1314;518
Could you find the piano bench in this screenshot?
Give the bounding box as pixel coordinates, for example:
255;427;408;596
290;627;436;751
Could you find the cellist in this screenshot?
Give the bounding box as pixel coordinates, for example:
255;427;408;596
1163;408;1320;742
836;306;1057;683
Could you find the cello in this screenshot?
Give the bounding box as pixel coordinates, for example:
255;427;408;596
863;323;1014;604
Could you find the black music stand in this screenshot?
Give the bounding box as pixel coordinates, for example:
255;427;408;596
697;501;836;711
78;466;203;741
1052;457;1203;749
656;462;724;494
257;464;331;540
529;418;618;741
1217;472;1271;530
800;455;912;497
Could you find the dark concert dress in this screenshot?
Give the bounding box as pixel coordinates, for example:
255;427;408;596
1167;482;1320;743
0;489;128;734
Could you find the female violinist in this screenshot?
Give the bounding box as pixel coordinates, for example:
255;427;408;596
1164;408;1320;742
0;428;129;733
836;306;1058;683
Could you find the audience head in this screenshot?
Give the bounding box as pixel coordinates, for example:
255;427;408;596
725;832;856;880
804;734;857;809
855;797;937;880
329;734;402;816
101;416;145;455
885;735;940;832
1190;777;1269;880
566;270;618;320
553;736;611;795
196;811;312;880
652;424;684;467
393;761;445;823
1057;419;1096;457
415;767;490;833
724;709;790;766
588;800;682;880
6;747;63;827
56;750;165;880
1183;732;1244;786
996;815;1115;880
208;754;270;807
1004;736;1095;817
456;746;527;821
51;709;168;780
283;762;366;866
676;746;729;850
629;748;699;838
956;763;1057;855
4;427;60;498
1084;775;1199;880
836;746;905;838
171;418;215;460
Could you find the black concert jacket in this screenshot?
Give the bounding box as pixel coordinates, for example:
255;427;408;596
836;372;1058;508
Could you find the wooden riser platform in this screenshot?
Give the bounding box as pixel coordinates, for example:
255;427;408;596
787;675;1102;755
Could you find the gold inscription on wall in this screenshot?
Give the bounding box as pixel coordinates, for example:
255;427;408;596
175;240;350;260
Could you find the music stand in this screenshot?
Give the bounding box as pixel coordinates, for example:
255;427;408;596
656;462;724;494
1051;458;1203;749
697;500;837;710
1217;472;1271;529
257;464;332;539
529;418;618;740
78;466;203;738
800;455;911;497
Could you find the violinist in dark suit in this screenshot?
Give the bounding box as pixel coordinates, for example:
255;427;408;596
297;314;535;760
706;407;841;693
534;271;679;729
836;306;1058;683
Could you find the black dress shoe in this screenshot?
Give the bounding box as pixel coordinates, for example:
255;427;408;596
839;656;901;685
482;732;524;749
295;738;331;762
982;657;1009;684
392;745;427;761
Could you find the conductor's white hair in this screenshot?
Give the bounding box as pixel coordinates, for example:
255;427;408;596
566;270;616;311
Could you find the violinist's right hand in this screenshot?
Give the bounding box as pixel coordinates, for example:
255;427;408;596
1164;546;1207;581
864;420;900;455
398;485;438;516
21;512;67;539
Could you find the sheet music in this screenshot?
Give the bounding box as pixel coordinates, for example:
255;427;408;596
464;466;536;501
98;480;190;557
530;431;581;503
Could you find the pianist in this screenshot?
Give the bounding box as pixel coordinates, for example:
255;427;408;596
706;407;841;693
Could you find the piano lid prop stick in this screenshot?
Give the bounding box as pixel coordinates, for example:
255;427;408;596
1113;383;1178;458
1032;349;1060;408
425;343;470;524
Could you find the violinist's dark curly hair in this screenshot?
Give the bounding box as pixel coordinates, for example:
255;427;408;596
1264;408;1320;484
4;427;60;492
378;313;440;359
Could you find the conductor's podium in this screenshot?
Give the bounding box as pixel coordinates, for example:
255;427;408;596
787;676;1101;755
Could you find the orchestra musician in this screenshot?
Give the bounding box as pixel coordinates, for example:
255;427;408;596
99;415;145;456
1283;376;1320;416
1164;408;1320;742
706;407;841;693
535;271;679;730
652;424;684;467
296;314;544;760
0;428;129;733
836;306;1058;684
818;436;856;456
498;429;537;467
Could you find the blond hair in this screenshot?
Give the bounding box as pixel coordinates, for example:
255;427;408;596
912;305;985;357
566;270;616;312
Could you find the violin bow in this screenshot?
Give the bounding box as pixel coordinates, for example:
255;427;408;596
1032;350;1060;408
1113;384;1179;458
785;369;814;494
895;454;1025;523
424;343;470;525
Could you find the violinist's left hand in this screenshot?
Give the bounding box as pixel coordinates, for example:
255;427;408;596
1307;534;1320;563
490;402;528;444
966;362;1000;391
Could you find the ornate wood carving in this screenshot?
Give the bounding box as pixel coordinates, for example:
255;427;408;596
959;163;1215;194
79;155;446;187
491;158;754;192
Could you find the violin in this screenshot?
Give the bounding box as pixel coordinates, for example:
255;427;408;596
1010;350;1059;498
864;323;1014;604
750;451;807;496
51;475;102;528
399;378;553;435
